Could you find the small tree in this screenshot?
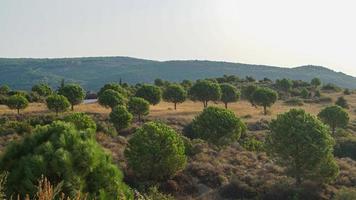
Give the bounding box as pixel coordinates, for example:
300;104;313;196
135;84;162;105
6;94;29;114
98;89;126;109
190;106;246;147
64;112;97;132
300;88;309;99
252;87;278;115
109;105;133;131
335;96;349;109
163;84;187;110
31;83;52;97
127;97;149;121
154;78;165;87
220;83;240;109
58;84;85;111
267;109;339;185
125;121;187;181
97;83;127;97
0;85;10;95
241;84;258;106
277;78;292;93
318;105;349;134
311;77;321;88
189;80;221;108
46;94;70;115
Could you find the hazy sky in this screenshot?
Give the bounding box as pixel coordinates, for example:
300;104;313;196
1;0;356;76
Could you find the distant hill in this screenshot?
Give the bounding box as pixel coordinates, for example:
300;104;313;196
1;56;356;91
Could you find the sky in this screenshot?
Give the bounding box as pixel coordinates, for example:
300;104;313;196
1;0;356;76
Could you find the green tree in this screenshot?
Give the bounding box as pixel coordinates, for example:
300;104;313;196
267;109;339;185
135;84;162;105
31;83;52;97
300;88;309;99
0;121;133;199
98;89;126;109
97;83;127;97
154;78;165;87
277;78;292;93
335;96;349;109
0;85;10;95
252;87;278;115
318;105;349;134
6;94;29;114
109;105;133;131
189;80;221;108
190;106;246;147
220;83;240;109
241;84;258;106
64;112;97;131
46;94;70;115
163;84;187;110
311;77;321;88
58;84;85;111
127;97;149;121
125;121;187;181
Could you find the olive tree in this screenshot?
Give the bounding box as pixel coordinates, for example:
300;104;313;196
189;80;221;108
220;83;240;109
266;109;339;185
127;97;149;121
109;105;133;131
58;84;85;110
31;83;52;97
163;84;187;110
6;94;29;114
98;89;126;109
252;87;278;115
125;121;187;181
46;94;70;115
190;106;246;147
135;84;162;105
318;105;349;134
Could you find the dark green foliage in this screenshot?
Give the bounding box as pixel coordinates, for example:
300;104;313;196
0;85;10;95
334;136;356;160
276;78;292;92
0;120;32;136
135;84;162;105
335;96;349;109
300;88;309;99
6;94;29;114
127;97;149;121
318;105;349;134
241;84;257;106
96;121;118;137
98;89;126;109
154;78;165;87
163;84;187;110
97;83;127;97
322;83;341;92
180;80;192;90
220;83;240;109
125;121;187;181
46;94;70;115
189;80;221;108
31;83;52;97
189;107;246;147
58;84;85;110
284;98;304;106
311;78;321;87
109;105;133;131
252;87;278;115
0;121;133;199
240;137;265;152
0;95;8;105
64;113;97;132
267;109;339;184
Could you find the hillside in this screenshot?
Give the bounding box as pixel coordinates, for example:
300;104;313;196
1;57;356;91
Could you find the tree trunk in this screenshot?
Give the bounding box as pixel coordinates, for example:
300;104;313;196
332;125;336;135
17;108;20;115
263;106;267;115
224;102;228;109
56;110;59;116
296;176;302;186
138;114;141;122
71;104;74;111
174;103;177;110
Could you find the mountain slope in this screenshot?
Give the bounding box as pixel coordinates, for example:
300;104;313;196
1;57;355;91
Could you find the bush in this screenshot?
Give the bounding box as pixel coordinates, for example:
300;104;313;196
0;95;8;105
109;105;133;131
64;112;97;133
125;121;187;182
333;187;356;200
344;89;351;95
334;136;356;160
336;96;349;109
127;97;150;121
189;106;246;147
0;121;133;199
322;83;341;92
0;121;32;136
96;120;118;137
284;98;304;106
240;137;265;152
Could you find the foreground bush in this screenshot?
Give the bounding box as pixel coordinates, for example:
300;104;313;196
189;106;246;147
267;109;339;185
125;122;187;182
0;121;133;199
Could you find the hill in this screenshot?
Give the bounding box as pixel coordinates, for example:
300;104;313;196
1;56;356;91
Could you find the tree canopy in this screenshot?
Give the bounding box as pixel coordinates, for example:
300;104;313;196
189;80;221;108
318;105;349;134
98;89;126;109
135;84;162;105
6;94;29;114
163;84;187;110
220;83;240;109
46;94;70;115
252;87;278;115
58;84;85;110
127;97;149;121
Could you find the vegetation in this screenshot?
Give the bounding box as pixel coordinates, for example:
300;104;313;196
335;96;349;109
6;94;29;114
135;84;162;105
46;94;70;115
189;80;221;108
58;84;85;111
98;89;126;109
267;109;339;185
252;87;278;115
97;83;127;97
125;121;187;181
220;83;240;109
311;77;321;88
31;83;52;97
162;84;187;110
64;112;97;131
109;105;133;131
241;84;257;106
127;97;149;121
276;78;292;93
318;105;349;134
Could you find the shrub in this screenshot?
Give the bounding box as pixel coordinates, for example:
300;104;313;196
46;94;71;115
189;106;246;147
252;87;278;115
163;84;187;110
6;94;29;114
0;95;8;105
334;136;356;160
189;80;221;108
0;85;10;95
336;96;349;109
0;121;133;199
344;89;351;95
300;88;309;99
127;97;149;121
109;105;133;131
0;121;32;136
276;78;292;92
311;78;321;88
333;187;356;200
64;112;97;133
318;105;349;134
220;83;240;109
135;84;162;105
96;120;118;137
125;121;187;181
98;89;126;109
58;84;85;111
267;109;339;185
240;137;265;152
322;83;341;92
284;98;304;106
